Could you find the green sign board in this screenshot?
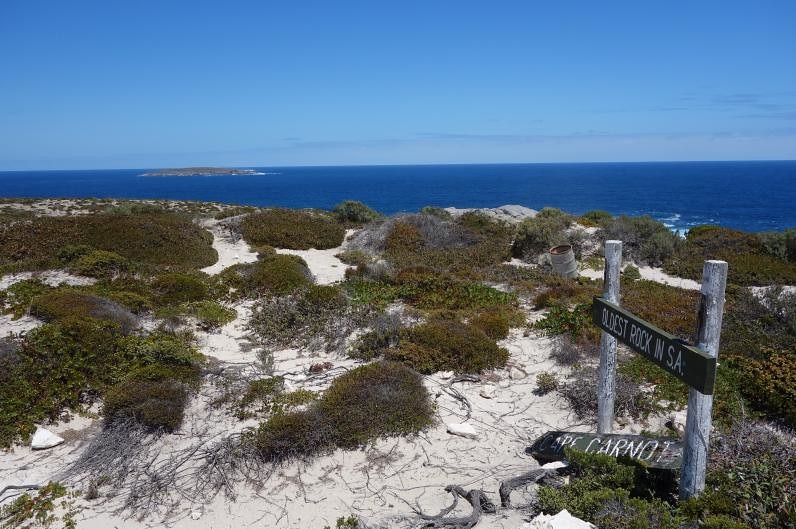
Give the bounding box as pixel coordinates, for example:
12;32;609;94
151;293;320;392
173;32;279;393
528;430;683;470
591;297;717;394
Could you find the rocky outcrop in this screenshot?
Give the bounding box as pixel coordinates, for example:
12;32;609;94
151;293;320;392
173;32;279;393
444;204;538;224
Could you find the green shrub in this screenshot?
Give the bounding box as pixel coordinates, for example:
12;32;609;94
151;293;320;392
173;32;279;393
664;225;796;286
253;361;432;460
240;208;345;250
220;254;312;298
469;308;524;340
535;371;559;395
0;482;74;529
387;319;509;374
181;300;237;330
600;215;680;266
71;249;129;278
235;376;284;418
758;228;796;261
532;276;601;309
335;249;372;267
534;303;597;340
103;374;189;431
248;285;365;353
420;206;453;220
151;272;211;305
214;205;256;219
0;319;125;445
622;264;642;281
30;290;138;333
57;244;93;263
2;279;52;319
332;200;382;223
320;361;433;448
580;210;613;225
512;215;573;260
0;212;217;271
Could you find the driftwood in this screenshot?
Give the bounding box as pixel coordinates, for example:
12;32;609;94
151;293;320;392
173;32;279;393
498;468;552;508
0;484;41;498
414;485;496;529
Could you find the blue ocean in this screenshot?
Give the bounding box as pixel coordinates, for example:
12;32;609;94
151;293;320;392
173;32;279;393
1;161;794;233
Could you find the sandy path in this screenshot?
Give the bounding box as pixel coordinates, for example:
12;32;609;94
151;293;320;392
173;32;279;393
199;219;259;276
579;264;701;291
275;229;357;285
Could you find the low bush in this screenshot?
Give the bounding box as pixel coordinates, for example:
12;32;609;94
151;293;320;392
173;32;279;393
386;319;509;374
535;371;559;395
540;422;796;529
0;212;217;272
580;210;613;226
248;285;368;353
333;200;382;224
559;366;651;420
220;254;312;298
534;303;597;341
347;311;404;361
181;300;237;330
151;272;211;305
253;361;432;461
214;205;256;219
664;225;796;286
469;308;522;340
240;208;345;250
71;249;129;278
758;228;796;261
622;264;641;281
532;276;601;309
234;376;285;419
1;279;53;319
420;206;453;220
335;249;373;267
622;280;698;341
30;290;138;333
102;374;189;431
512;214;574;260
537;447;679;529
319;361;433;448
551;334;600;366
600;215;680;266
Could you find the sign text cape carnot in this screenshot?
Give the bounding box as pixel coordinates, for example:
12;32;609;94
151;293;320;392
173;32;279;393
592;296;717;395
528;430;683;470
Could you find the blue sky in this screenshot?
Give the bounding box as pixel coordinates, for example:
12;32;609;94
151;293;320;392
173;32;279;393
1;1;795;170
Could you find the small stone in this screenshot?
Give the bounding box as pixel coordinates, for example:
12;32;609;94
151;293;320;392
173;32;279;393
446;423;478;440
438;370;454;380
30;427;64;450
479;386;496;399
541;460;568;470
509;367;527;380
190;511;202;520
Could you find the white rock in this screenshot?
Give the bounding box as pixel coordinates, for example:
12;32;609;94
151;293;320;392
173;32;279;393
523;509;596;529
190;511;202;520
541;460;569;470
479;386;496;399
438;370;454;380
446;423;478;440
509;367;527;380
30;427;64;450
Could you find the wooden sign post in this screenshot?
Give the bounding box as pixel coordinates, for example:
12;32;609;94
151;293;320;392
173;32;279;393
597;240;622;434
591;247;727;500
679;260;727;499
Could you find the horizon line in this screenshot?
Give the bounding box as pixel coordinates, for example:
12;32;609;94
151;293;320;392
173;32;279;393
2;158;796;173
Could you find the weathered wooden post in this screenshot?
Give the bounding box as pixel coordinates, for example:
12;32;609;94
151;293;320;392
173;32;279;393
679;260;728;499
597;240;622;434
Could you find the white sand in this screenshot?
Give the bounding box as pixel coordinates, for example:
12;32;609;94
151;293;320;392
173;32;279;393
275;229;357;285
579;265;701;291
1;313;668;528
199;219;259;276
0;270;96;290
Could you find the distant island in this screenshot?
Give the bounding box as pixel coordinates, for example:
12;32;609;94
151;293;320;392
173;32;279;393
141;167;263;176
